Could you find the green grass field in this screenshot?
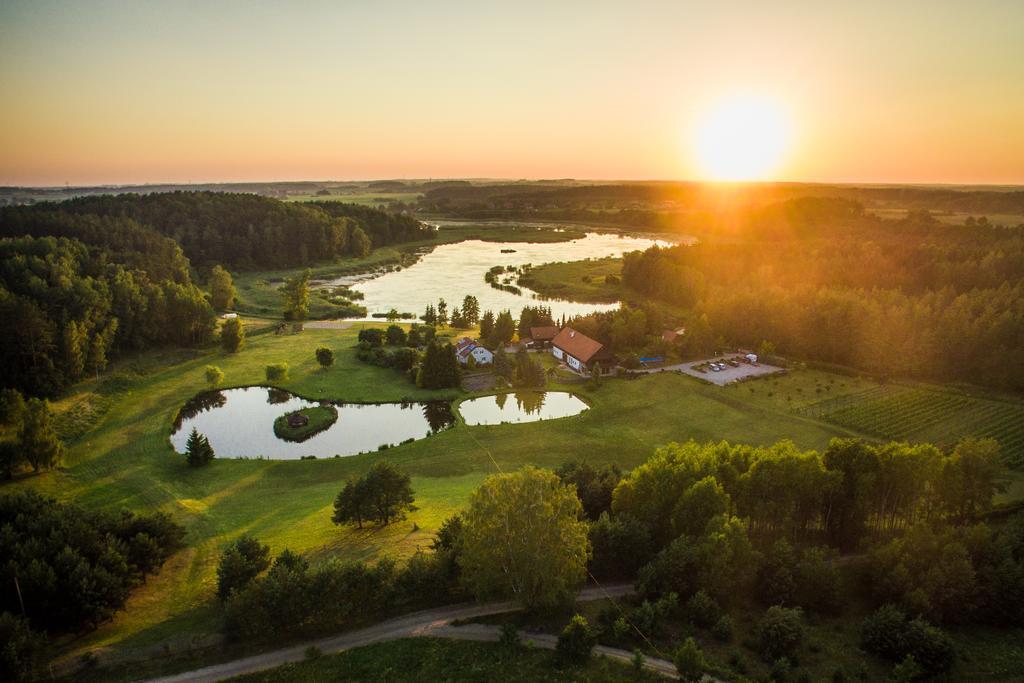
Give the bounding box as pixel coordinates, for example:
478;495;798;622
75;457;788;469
520;257;625;303
9;321;1022;673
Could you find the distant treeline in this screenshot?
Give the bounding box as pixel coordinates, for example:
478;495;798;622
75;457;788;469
620;198;1024;390
419;181;1024;224
2;192;434;271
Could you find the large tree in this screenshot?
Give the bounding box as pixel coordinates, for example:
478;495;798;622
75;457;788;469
280;269;311;320
220;317;245;353
460;466;589;611
18;398;63;472
333;461;415;527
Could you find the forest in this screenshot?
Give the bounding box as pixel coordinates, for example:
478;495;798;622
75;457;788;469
620;198;1024;390
1;192;435;271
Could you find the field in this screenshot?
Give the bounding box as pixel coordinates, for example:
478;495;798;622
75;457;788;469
795;384;1024;467
520;256;625;303
8;322;1021;675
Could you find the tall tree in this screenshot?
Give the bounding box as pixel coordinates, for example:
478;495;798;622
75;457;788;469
479;310;495;342
18;398;63;472
462;295;480;324
209;265;237;310
280;269;312;321
221;317;245;353
492;310;516;346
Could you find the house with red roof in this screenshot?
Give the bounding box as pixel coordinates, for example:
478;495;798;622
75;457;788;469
551;327;612;373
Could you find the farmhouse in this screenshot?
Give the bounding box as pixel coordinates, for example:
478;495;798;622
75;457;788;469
455;338;494;366
528;325;560;348
551;327;612;373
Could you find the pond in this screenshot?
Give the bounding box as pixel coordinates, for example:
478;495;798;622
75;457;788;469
170;387;454;460
320;225;677;320
458;391;589;426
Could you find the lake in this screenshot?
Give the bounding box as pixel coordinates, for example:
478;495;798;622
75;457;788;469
170;387;454;460
458;391;589;426
322;225;675;320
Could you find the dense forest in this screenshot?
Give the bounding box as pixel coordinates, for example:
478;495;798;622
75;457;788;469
2;192;434;271
620;198;1024;390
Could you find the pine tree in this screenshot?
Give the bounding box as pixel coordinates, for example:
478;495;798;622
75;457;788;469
186;428;215;466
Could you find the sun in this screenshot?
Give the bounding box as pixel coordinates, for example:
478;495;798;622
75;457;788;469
694;95;791;181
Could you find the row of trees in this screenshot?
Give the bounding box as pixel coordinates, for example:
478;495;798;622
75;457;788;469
422;295;480;328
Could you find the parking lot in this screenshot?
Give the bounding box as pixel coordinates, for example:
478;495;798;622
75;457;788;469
678;356;784;386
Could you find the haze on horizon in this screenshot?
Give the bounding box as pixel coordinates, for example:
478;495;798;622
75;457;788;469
1;0;1023;187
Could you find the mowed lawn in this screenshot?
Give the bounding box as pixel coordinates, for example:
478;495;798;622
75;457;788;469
8;324;994;664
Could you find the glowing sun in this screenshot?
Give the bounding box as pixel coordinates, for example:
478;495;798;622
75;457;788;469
695;95;791;181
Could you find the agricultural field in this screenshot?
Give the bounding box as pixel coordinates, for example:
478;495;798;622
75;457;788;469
794;384;1024;467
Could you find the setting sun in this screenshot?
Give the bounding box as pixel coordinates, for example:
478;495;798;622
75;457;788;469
695;95;791;181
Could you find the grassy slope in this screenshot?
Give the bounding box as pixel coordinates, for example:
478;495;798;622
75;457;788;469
228;638;659;682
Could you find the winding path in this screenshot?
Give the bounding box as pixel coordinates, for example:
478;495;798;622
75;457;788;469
145;584;685;682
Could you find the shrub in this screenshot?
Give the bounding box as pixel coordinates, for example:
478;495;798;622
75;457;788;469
265;362;289;382
756;606;804;662
499;622;521;651
315;347;334;369
861;605;955;676
556;615;596;664
204;365;224;386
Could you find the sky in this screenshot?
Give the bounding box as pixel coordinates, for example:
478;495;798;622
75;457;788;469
1;0;1023;186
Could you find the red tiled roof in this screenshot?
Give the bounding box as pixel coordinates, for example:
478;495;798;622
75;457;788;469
552;327;605;364
530;325;560;342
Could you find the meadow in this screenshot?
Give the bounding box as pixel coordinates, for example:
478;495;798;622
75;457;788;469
12;321;1021;673
520;257;625;303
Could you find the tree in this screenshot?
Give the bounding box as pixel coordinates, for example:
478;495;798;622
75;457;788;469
436;298;448;326
280;269;311;320
941;438;1005;523
556;615;596;664
417;341;460;389
0;612;44;683
672;476;729;538
479;310;495;341
673;637;707;683
460;466;589;611
462;295;480;324
217;536;271;599
316;347;334;369
493;346;513;381
209;265;237;310
349;226;372;257
555;461;622;519
386;325;407;346
333;477;370;529
185;427;215;466
265;363;289;382
514;347;546;387
422;304;437;326
18;398;63;472
205;365;224;386
492;310;516;346
221;317;245;353
333;461;415;527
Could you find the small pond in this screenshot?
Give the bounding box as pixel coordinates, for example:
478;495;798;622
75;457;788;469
170;387;454;460
458;391;589;426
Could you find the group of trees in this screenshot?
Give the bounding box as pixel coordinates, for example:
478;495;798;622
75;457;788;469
478;309;516;348
621;200;1024;389
332;461;416;528
184;427;215;467
0;236;215;397
0;491;184;641
354;325;432;375
416;342;461;389
422;295;480;329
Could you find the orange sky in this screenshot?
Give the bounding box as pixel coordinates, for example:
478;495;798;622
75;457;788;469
1;1;1022;186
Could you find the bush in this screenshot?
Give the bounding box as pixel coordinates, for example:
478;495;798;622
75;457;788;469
0;613;44;683
861;605;955;676
315;347;334;369
204;365;224;386
756;606;804;662
499;622;521;651
556;615;596;664
265;362;289;382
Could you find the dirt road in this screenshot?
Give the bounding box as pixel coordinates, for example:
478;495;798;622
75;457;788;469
146;584;670;683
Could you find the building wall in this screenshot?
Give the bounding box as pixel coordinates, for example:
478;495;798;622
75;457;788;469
552;346;564;360
567;355;582;371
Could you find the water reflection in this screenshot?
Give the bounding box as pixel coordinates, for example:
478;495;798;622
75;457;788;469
459;391;589;426
170;387;454;460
